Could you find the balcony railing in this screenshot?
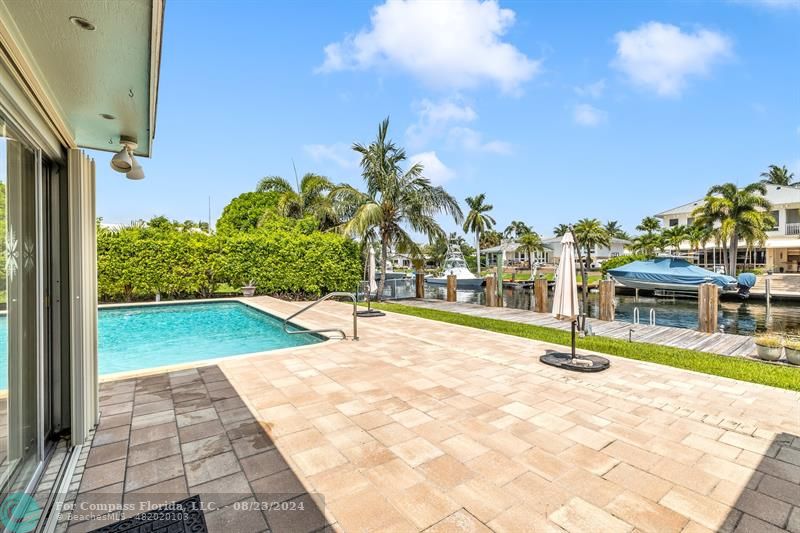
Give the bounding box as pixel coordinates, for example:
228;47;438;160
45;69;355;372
787;222;800;236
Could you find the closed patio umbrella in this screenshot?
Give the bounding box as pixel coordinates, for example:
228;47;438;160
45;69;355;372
368;246;378;294
359;245;385;317
540;230;609;372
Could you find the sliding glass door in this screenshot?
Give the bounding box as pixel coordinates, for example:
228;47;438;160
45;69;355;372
0;117;42;495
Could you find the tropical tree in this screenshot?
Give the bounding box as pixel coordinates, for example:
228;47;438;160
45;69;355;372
636;216;662;235
344;118;463;299
553;224;571;238
662;225;688;253
463;194;495;274
503;220;531;239
572;218;611;313
691;182;772;275
686;223;712;260
630;232;665;255
479;229;502;248
760;164;797;186
604;220;630;240
256;173;355;230
517;231;545;279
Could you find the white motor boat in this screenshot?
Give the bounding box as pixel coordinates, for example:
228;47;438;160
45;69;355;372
426;244;485;289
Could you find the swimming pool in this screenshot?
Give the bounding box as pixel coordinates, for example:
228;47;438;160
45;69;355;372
0;301;322;387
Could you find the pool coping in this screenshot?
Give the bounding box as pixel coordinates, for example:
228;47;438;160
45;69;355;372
98;297;336;383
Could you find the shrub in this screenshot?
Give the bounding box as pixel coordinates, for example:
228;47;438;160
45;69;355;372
600;254;650;275
97;217;360;302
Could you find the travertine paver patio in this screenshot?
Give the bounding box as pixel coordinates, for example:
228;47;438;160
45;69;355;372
69;296;800;533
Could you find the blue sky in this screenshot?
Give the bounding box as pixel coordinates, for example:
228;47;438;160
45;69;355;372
94;0;800;238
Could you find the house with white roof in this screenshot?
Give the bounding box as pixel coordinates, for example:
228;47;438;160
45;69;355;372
655;184;800;273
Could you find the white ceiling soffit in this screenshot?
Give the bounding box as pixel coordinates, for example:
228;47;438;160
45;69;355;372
0;0;163;157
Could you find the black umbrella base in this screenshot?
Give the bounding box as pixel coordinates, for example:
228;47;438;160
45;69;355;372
540;352;610;372
357;309;386;317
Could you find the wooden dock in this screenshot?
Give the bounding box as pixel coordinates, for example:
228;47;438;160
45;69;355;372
400;299;758;359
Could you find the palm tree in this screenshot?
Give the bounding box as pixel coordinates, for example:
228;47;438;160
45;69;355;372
686;223;711;262
503;220;530;239
463;194;495;274
636;216;662;235
553;224;571;238
691;182;772;275
630;232;665;256
344;118;463;299
760;164;797;186
604;220;630;240
572;218;611;313
479;230;502;248
517;232;545;279
662;225;688;253
256;173;346;229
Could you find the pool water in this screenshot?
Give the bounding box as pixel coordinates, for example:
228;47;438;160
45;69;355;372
98;302;322;374
0;301;322;388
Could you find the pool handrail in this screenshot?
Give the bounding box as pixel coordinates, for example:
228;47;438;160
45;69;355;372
283;292;358;341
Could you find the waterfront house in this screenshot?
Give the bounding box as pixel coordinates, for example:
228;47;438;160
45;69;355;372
482;236;628;268
655;184;800;272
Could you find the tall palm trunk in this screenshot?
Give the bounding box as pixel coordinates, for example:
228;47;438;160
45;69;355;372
378;233;389;301
729;231;738;275
476;230;481;275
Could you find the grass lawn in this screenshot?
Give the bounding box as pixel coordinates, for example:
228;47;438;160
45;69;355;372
367;302;800;392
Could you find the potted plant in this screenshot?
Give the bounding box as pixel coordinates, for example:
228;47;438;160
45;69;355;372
785;339;800;366
754;335;783;362
241;280;257;297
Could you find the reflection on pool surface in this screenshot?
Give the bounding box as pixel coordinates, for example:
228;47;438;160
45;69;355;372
0;301;322;388
425;286;800;336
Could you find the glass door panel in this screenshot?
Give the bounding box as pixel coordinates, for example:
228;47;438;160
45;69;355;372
0;117;40;494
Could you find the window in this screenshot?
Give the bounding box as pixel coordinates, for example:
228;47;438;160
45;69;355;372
669;218;678;227
769;211;780;231
687;217;694;226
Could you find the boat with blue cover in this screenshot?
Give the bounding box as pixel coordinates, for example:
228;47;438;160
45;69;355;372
608;257;756;297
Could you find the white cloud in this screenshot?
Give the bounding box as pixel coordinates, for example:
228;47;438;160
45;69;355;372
316;0;540;93
574;79;606;99
303;143;359;169
406;98;477;148
409;151;455;184
447;127;513;154
573;104;607;126
612;22;732;97
405;97;512;154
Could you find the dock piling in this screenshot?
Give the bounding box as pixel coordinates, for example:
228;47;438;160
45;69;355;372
598;279;615;321
446;275;457;302
485;276;497;307
698;283;719;333
533;277;548;313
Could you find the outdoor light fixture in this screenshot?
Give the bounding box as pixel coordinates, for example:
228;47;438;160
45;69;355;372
126;155;145;180
110;136;145;180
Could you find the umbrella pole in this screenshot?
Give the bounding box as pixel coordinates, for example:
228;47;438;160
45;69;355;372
571;320;576;360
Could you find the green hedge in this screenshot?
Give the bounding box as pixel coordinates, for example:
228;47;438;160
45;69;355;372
97;219;360;301
600;253;650;274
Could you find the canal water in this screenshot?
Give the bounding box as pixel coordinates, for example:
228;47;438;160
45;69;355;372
421;285;800;336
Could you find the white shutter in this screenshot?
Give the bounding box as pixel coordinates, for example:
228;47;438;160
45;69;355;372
68;149;97;444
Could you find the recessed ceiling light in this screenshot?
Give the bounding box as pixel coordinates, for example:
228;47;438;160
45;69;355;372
69;16;95;31
99;113;115;120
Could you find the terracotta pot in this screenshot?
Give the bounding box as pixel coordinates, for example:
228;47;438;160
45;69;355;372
241;286;256;297
755;344;783;362
785;347;800;365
